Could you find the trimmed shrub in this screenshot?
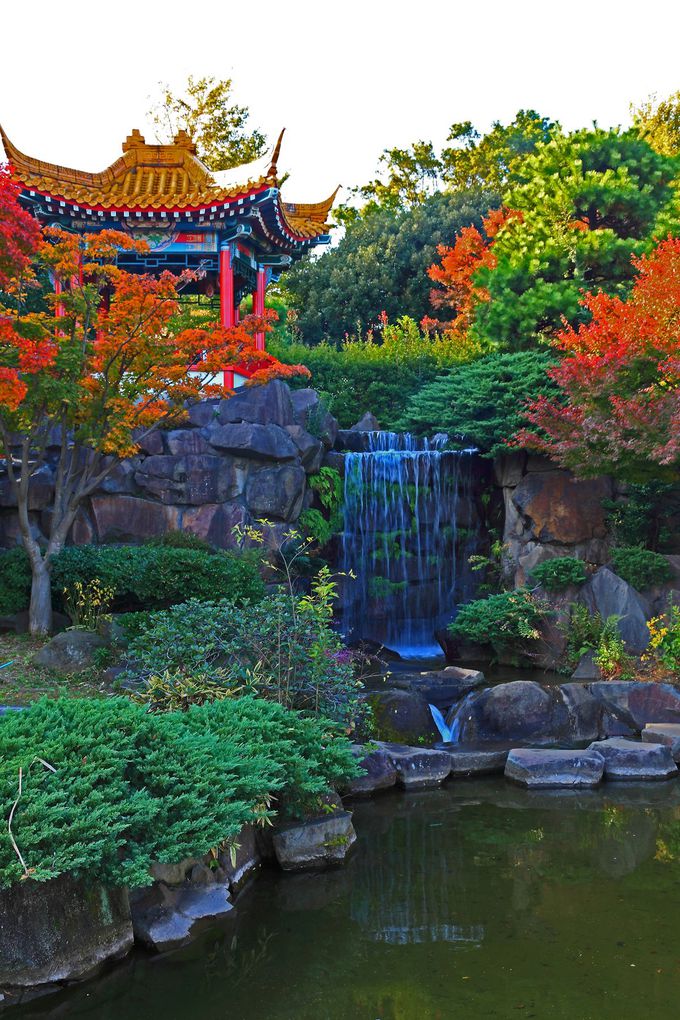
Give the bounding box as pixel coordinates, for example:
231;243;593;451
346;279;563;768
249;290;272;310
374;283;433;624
531;557;588;592
610;546;672;590
448;588;549;656
0;696;359;889
0;547;32;615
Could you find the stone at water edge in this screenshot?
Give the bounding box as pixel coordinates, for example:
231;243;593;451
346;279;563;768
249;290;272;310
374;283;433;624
342;744;398;796
273;812;357;871
642;723;680;761
441;746;509;776
505;748;605;788
130;882;234;953
375;742;452;789
587;737;677;780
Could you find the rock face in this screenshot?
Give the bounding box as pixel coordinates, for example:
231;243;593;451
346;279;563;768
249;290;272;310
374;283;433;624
0;874;133;990
33;630;108;674
642;723;680;761
130;882;234;952
390;666;486;708
0;382;339;551
505;748;605;788
581;568;650;652
587;737;677;780
272;812;357;870
376;742;452;789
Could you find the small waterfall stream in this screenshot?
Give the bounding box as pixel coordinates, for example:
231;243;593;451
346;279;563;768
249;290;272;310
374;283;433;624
340;432;479;658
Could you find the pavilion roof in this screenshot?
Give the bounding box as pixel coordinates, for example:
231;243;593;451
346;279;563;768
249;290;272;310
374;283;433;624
0;125;337;240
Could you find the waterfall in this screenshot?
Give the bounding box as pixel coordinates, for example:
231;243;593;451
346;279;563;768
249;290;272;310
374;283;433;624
340;432;478;658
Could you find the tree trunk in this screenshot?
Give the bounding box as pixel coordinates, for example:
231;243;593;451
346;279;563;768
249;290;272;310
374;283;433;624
29;558;53;637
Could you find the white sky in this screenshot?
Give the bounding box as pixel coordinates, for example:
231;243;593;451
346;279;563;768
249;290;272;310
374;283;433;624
2;0;680;204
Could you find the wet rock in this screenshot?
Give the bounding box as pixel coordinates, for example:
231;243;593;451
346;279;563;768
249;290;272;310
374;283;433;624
511;471;612;544
581;568;650;652
642;723;680;761
218;380;295;427
377;742;452;789
588;681;680;732
452;681;556;744
208;422;297;462
273;812;357;870
587;737;677;780
342;744;398;796
219;824;262;891
391;666;486;708
245;464;306;521
91;495;180;543
440;746;509;776
33;630;108;674
130;882;234;952
505;748;605;788
366;689;436;744
0;874;132;988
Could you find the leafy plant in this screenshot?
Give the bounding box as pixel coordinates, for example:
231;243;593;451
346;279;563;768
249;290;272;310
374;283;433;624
132;669;246;712
561;604;604;671
646;603;680;675
147;531;213;552
610;546;672;590
594;617;636;680
299;466;344;547
0;547;32;615
448;588;549;656
531;558;588;593
0;696;359;889
62;578;115;631
603;483;678;551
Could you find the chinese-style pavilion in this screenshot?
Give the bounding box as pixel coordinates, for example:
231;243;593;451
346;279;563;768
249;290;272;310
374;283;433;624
0;125;336;386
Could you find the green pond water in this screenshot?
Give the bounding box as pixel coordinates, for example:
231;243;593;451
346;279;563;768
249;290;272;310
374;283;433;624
17;779;680;1020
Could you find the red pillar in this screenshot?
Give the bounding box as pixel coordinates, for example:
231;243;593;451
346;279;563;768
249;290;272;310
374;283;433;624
253;266;267;352
54;275;65;320
219;245;235;388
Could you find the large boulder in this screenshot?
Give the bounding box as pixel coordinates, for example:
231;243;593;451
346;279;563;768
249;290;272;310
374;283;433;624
580;568;650;652
272;812;357;871
33;630;109;674
0;465;54;510
342;744;398;797
390;666;485;708
589;681;680;732
134;454;244;505
366;689;436;744
377;743;452;789
449;681;558;745
505;748;605;788
290;389;338;448
90;495;179;543
642;723;680;761
245;464;306;521
511;471;612;544
350;411;380;431
284;425;324;473
442;746;509;776
208;422;298;462
587;737;677;780
218;380;295;427
0;875;132;990
181;502;248;548
165;429;212;456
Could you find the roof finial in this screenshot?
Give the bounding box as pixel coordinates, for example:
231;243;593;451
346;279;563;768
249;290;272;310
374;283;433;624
267;129;286;178
173;129;197;154
122;129;146;152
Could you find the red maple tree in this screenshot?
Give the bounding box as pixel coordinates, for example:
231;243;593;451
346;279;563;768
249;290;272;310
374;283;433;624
516;236;680;480
0;165;309;633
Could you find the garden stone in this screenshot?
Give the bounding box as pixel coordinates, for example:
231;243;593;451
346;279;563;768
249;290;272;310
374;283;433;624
440;746;509;776
365;688;436;744
273;812;357;870
505;748;605;788
571;651;601;681
451;681;556;744
208;422;297;461
218;380;295;427
342;744;398;796
588;681;680;732
642;723;680;761
245;464;307;521
0;874;132;989
350;411;380;431
130;882;234;953
511;470;612;544
391;666;485;708
377;742;452;789
290;389;339;448
587;737;677;780
284;425;324;473
33;630;109;674
166;429;212;456
134;453;243;504
181;502;248;548
580;568;650;652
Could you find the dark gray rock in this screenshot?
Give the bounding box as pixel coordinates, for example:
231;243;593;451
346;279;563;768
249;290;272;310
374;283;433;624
134;428;165;454
245;464;306;521
0;465;54;510
208;422;297;462
342;744;398;796
442;746;509;776
284;425;323;473
273;812;357;870
134;454;244;504
219;824;262;891
187;399;220;428
218;380;295;427
181;502;248;548
587;737;677;780
350;411;380;431
366;689;436;744
390;666;486;708
0;874;132;988
581;567;650;652
90;495;180;543
642;723;680;761
166;429;212;456
571;650;602;681
290;389;338;448
33;630;108;674
130;882;233;952
588;681;680;732
451;681;556;744
505;748;605;788
376;742;452;789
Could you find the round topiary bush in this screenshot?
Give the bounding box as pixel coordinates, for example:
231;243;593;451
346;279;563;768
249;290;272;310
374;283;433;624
610;546;672;590
530;557;588;592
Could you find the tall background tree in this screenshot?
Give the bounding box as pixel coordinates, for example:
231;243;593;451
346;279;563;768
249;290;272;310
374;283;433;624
148;74;267;170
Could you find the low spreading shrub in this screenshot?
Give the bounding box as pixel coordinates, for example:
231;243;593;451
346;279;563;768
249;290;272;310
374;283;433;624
448;588;549;656
0;544;265;617
124;569;361;726
610;546;672;591
0;696;359;889
530;557;588;592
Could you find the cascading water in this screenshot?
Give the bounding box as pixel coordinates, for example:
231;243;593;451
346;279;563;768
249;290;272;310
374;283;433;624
340;432;479;659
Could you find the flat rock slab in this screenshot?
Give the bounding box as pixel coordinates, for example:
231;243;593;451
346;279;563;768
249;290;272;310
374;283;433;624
588;737;678;780
505;748;605;788
438;746;509;776
642;723;680;761
377;743;452;789
343;745;398;796
273;812;357;871
131;882;234;953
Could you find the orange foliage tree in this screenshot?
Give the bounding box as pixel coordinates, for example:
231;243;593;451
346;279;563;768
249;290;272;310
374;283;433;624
516;236;680;481
422;207;519;352
0;167;308;634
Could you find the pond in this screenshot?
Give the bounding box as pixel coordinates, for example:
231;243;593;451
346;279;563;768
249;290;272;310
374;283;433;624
17;779;680;1019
